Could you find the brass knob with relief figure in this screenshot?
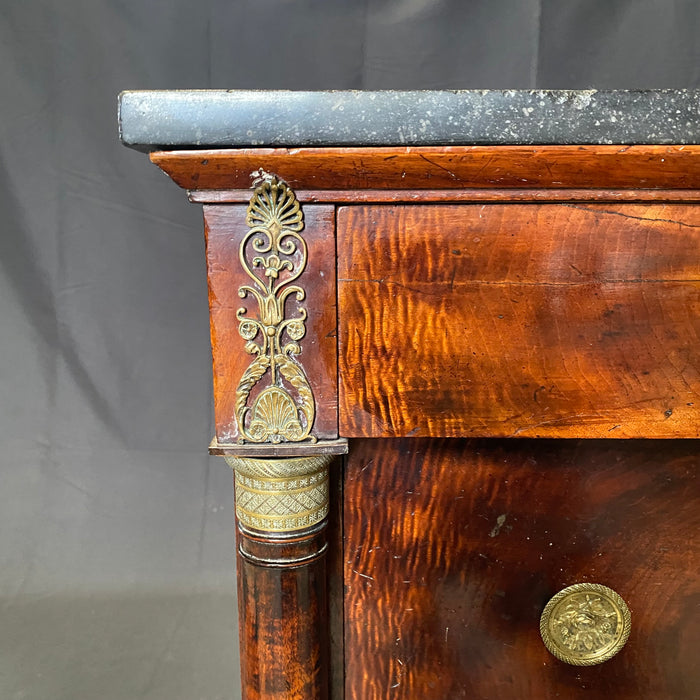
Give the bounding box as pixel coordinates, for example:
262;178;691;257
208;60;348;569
540;583;631;666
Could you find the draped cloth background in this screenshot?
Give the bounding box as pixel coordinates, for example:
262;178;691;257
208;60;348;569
1;2;698;698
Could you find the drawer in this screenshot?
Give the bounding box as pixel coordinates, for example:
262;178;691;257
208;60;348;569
343;438;700;700
338;204;700;438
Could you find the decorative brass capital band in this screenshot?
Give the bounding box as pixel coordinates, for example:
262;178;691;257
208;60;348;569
540;583;631;666
235;176;316;444
226;454;333;533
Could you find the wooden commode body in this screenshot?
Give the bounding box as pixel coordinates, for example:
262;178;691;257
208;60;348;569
120;90;699;700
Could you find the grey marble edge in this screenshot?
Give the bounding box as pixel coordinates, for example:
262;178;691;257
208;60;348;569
118;89;700;151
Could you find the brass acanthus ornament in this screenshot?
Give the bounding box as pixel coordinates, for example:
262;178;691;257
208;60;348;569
235;177;316;444
540;583;631;666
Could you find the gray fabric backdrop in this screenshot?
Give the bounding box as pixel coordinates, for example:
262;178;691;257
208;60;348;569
1;2;698;699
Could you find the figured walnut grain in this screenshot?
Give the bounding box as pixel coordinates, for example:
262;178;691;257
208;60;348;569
337;204;700;438
344;438;700;700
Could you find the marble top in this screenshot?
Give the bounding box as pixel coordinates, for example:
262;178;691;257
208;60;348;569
118;90;700;150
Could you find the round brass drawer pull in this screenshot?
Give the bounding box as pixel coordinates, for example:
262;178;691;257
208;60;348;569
540;583;631;666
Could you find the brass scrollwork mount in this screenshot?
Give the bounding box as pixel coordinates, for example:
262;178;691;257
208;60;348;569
234;177;316;444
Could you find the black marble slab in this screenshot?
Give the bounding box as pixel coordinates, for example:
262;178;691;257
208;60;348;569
119;90;700;150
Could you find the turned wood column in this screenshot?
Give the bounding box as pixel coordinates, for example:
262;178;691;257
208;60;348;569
226;454;334;700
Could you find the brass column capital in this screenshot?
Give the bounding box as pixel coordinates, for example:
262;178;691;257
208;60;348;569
226;454;334;534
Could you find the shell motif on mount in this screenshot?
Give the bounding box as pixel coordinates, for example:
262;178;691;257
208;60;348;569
234;176;316;443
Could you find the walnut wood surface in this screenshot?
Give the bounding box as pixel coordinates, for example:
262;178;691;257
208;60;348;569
344;438;700;700
327;458;345;700
191;188;700;204
204;204;338;443
151;145;700;191
337;204;700;438
237;524;329;700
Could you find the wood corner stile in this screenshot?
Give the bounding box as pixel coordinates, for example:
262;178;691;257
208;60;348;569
208;174;343;700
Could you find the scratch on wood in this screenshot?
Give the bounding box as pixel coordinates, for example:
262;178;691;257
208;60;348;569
417;152;458;180
561;203;700;229
352;569;375;582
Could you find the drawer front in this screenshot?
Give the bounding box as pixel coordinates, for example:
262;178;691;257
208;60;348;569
343;438;700;700
337;204;700;438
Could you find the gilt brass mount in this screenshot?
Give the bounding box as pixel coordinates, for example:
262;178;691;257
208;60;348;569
234;176;315;444
226;454;333;533
540;583;631;666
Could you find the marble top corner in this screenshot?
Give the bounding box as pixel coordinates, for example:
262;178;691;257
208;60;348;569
118;89;700;150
